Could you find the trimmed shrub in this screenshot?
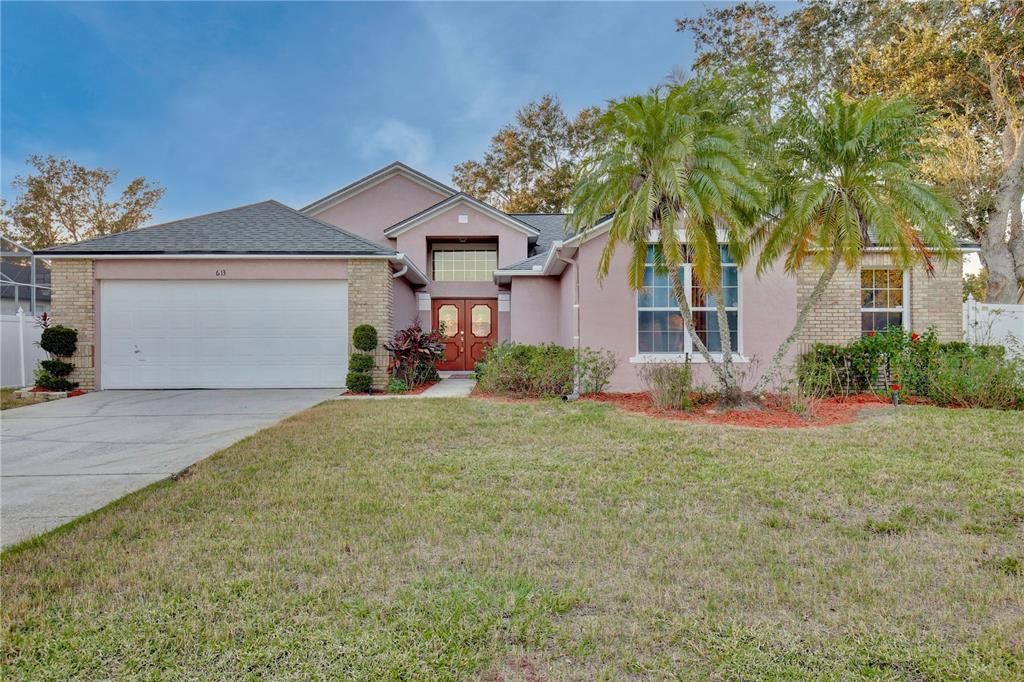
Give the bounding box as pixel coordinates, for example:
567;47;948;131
476;343;574;397
637;363;692;410
475;343;615;398
33;368;77;392
352;325;378;352
349;353;375;373
40;325;78;357
40;359;74;377
345;371;373;394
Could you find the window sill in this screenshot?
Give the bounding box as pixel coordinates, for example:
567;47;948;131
629;353;750;364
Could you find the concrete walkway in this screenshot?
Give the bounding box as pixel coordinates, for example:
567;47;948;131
0;389;336;547
335;377;476;400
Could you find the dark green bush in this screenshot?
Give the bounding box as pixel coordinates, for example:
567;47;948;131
345;371;373;394
925;349;1023;409
352;325;378;352
476;343;616;398
40;359;74;377
798;326;1023;409
33;368;78;392
349;353;374;373
40;325;77;357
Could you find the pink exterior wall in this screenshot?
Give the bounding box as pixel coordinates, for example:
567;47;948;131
95;259;348;280
509;277;561;344
508;234;800;392
395;202;531;301
310;173;448;247
392;275;419;331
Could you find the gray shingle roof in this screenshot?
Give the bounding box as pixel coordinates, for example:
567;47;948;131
37;200;396;256
511;214;572;257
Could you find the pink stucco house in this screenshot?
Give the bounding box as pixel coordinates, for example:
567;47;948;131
38;162;968;392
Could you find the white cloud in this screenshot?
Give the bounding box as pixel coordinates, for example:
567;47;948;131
354;119;434;169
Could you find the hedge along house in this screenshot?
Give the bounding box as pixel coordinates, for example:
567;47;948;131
39;162;973;392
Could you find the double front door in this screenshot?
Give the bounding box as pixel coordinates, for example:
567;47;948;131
432;298;497;371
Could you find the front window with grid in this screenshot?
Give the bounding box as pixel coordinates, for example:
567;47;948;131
432;248;498;282
861;269;906;334
637;245;739;354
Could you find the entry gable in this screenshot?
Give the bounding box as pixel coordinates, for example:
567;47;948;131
383;193;540;238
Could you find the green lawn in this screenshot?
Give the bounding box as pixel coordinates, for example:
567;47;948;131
2;399;1022;680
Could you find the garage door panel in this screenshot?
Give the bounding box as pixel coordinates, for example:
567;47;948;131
100;280;348;389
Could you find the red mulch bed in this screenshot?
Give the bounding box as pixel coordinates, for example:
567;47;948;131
581;392;902;428
347;381;437;397
473;388;923;428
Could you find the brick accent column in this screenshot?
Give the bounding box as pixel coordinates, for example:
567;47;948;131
347;259;394;388
49;259;96;390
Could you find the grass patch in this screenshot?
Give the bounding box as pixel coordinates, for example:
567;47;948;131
2;399;1022;679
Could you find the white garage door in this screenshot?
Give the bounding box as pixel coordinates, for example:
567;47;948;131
100;280;348;389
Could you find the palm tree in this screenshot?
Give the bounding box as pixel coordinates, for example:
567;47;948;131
751;93;958;394
568;81;763;402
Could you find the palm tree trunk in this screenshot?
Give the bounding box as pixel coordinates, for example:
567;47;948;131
712;285;738;400
752;251;841;395
669;268;730;389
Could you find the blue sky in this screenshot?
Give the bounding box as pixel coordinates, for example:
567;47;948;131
3;2;729;223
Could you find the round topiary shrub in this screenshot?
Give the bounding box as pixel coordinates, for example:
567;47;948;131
352;324;378;352
40;325;78;357
345;370;373;394
349;353;374;373
40;359;75;377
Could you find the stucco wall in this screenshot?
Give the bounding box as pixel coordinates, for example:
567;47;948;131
395;202;531;285
310;173;447;247
509;277;561;344
508;234;801;392
392;275;419;332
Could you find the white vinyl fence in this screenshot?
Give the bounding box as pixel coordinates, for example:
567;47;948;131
963;295;1024;356
1;310;46;388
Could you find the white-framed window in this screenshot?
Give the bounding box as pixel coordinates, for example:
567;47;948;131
431;245;498;282
860;268;908;335
636;244;739;355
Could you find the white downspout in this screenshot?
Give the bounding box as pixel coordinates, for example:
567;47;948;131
555;250;581;401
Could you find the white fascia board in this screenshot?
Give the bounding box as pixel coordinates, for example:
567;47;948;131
383;195;540;238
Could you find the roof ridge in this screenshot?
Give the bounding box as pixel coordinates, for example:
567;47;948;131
300;161;456;213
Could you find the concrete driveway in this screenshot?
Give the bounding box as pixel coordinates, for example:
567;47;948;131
1;389;337;548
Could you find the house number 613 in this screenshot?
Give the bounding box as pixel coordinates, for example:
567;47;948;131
215;269;227;277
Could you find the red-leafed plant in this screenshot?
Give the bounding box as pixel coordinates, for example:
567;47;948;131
384;322;446;388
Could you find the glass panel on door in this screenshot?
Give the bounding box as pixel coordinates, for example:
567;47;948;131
471;304;491;337
438;304;459;337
